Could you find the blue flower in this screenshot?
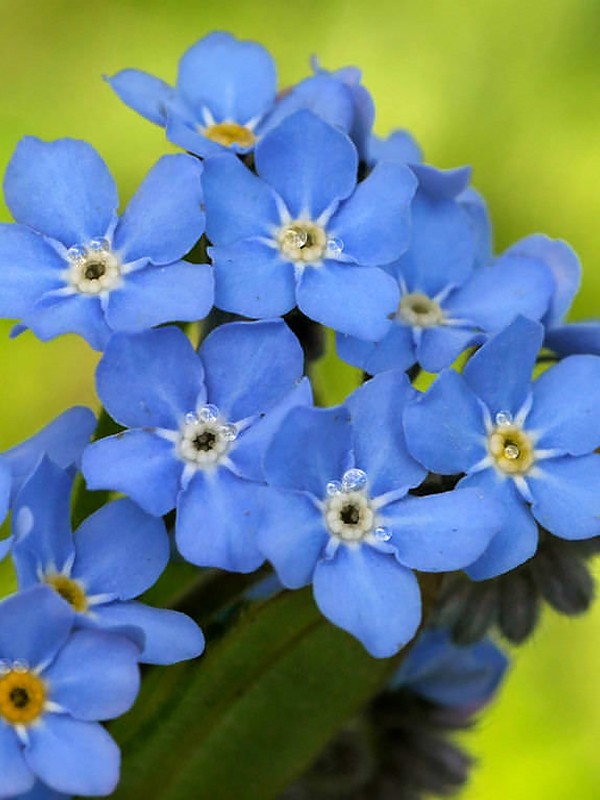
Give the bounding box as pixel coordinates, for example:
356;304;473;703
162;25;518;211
393;628;508;712
337;164;555;374
82;320;311;572
108;32;277;158
366;129;423;168
0;408;96;560
0;138;212;350
203;110;417;340
258;370;504;657
0;585;140;797
10;457;204;667
404;316;600;579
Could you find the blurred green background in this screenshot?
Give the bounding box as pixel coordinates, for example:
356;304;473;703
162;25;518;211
0;1;598;797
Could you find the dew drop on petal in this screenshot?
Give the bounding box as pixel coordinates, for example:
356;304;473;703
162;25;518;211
66;245;86;263
341;468;368;493
374;526;392;542
184;412;198;425
198;405;220;423
282;227;308;249
504;443;520;460
219;423;238;442
88;237;110;253
0;659;11;675
326;481;342;497
12;659;29;673
327;237;344;256
495;410;513;427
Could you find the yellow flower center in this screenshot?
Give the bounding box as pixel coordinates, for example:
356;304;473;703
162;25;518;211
488;425;535;475
203;122;256;148
45;574;89;613
277;222;327;263
0;670;46;725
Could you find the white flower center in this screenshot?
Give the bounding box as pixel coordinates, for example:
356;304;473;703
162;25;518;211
178;405;237;467
488;410;535;475
324;469;391;543
66;238;121;295
277;221;328;263
398;292;444;327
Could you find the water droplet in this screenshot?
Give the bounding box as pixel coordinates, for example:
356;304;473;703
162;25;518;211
327;237;344;256
88;237;110;253
12;659;29;673
495;410;513;427
0;659;11;674
326;481;342;496
220;423;238;442
198;404;220;423
282;227;308;249
504;443;520;460
341;468;367;492
184;412;198;425
66;244;86;263
374;526;392;542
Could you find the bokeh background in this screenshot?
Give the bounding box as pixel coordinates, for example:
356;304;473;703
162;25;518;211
0;1;598;797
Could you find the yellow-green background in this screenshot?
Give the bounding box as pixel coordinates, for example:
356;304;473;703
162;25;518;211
0;1;598;797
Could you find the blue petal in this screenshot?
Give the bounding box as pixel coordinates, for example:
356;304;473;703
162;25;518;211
202;155;280;245
72;499;169;600
25;717;119;796
416;325;481;373
410;164;472;200
231;378;313;482
0;722;35;796
25;293;112;351
263;74;354;137
106;69;177;126
0;225;64;317
445;253;554;330
336;324;415;374
95;327;205;428
11;780;64;800
11;458;75;587
368;129;423;166
200;319;304;421
113;155;205;265
391;190;475;296
210;239;296;318
526;355;600;455
264;405;352;497
457;187;493;269
258;488;327;588
545;322;600;357
44;629;140;720
93;601;204;665
527;455;600;540
399;629;508;708
176;469;264;572
0;586;73;668
297;262;398;340
403;369;487;474
166;114;228;159
503;234;581;326
313;545;422;658
3;407;95;499
346;370;426;496
328;162;416;266
463;316;543;416
4;138;118;246
0;463;9;529
255;110;358;219
106;260;214;332
176;32;276;123
380;489;502;571
461;470;539;580
82;431;182;517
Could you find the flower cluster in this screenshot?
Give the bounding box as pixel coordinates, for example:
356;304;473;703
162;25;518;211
0;30;598;799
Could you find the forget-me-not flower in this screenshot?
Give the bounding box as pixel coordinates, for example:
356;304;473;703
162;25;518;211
10;458;204;666
0;138;212;349
404;316;600;579
337;165;555;374
82;320;311;572
203;110;417;340
0;407;95;560
258;370;504;657
0;585;140;797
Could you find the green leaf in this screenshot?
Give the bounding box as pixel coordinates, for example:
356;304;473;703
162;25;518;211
111;586;418;800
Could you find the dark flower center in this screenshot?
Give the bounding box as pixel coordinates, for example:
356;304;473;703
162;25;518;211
340;503;361;526
193;430;218;452
9;687;30;709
